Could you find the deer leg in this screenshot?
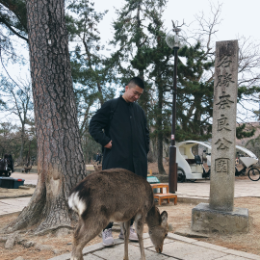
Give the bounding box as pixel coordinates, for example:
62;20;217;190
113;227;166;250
71;218;85;260
71;216;109;260
121;221;130;260
135;215;146;260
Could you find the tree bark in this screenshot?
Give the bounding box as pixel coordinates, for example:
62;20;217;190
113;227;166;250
4;0;86;234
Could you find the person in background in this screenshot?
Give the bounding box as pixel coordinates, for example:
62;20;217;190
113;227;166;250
95;152;100;162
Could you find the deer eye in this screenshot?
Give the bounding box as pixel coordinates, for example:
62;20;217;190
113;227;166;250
165;233;168;237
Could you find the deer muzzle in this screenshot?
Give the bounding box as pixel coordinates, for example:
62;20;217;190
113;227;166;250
156;245;163;253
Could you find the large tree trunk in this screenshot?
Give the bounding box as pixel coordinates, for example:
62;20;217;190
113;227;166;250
4;0;86;234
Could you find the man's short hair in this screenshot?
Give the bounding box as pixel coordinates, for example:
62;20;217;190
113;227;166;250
127;77;145;89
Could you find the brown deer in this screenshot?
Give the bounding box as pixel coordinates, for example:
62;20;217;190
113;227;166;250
68;168;168;260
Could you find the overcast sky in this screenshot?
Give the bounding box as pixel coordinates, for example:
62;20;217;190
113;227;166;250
94;0;260;44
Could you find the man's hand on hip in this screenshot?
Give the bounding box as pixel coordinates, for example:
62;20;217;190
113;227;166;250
104;140;112;149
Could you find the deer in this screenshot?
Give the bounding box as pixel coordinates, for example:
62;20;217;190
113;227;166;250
68;168;169;260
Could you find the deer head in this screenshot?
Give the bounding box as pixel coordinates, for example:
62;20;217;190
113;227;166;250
147;206;168;253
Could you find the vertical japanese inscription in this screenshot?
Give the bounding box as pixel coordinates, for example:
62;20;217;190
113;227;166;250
210;40;238;211
215;158;229;174
217;114;231;132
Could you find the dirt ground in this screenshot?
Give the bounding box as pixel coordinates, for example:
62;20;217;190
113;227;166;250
0;196;259;260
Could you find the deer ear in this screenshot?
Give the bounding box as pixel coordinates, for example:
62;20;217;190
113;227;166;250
161;211;168;227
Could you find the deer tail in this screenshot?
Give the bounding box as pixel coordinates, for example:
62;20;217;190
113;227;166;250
68;191;87;216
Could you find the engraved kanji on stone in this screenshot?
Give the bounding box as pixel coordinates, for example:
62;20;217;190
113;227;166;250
216;92;234;109
217;55;232;68
217;114;231;131
215;158;229;173
215;138;232;150
216;73;235;88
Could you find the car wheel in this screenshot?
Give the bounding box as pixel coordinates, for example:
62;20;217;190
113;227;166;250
177;168;186;183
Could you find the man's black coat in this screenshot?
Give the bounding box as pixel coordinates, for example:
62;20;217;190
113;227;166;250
89;96;149;179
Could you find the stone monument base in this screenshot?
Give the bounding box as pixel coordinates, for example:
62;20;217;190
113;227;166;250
191;203;249;233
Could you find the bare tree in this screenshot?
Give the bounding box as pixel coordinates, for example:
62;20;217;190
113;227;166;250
183;2;260;134
1;77;34;164
0;122;16;156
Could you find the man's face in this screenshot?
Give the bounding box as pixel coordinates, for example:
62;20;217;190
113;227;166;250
124;85;144;103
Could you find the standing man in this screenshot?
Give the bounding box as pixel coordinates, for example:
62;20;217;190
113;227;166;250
89;77;149;246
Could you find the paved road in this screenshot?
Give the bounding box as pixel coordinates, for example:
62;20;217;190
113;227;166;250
9;173;260;199
0;197;30;216
0;172;38;216
176;179;260;200
11;172;38;186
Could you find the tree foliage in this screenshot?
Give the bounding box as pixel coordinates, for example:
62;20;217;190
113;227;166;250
0;122;37;162
236;123;256;140
246;131;260;160
0;0;28;42
67;0;115;105
0;0;28;65
108;0;169;114
65;0;118;160
176;42;214;141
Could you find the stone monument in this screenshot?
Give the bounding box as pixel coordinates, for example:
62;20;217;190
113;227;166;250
191;40;249;233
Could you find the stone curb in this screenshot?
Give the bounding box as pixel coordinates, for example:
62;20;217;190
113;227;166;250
222;249;260;260
177;196;209;204
235;195;260;199
167;233;260;260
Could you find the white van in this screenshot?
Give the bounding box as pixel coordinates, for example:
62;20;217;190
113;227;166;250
176;140;259;182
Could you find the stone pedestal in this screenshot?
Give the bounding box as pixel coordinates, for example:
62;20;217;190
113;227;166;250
192;203;249;233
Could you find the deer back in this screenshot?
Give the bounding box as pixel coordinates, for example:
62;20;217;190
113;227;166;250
69;168;154;222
